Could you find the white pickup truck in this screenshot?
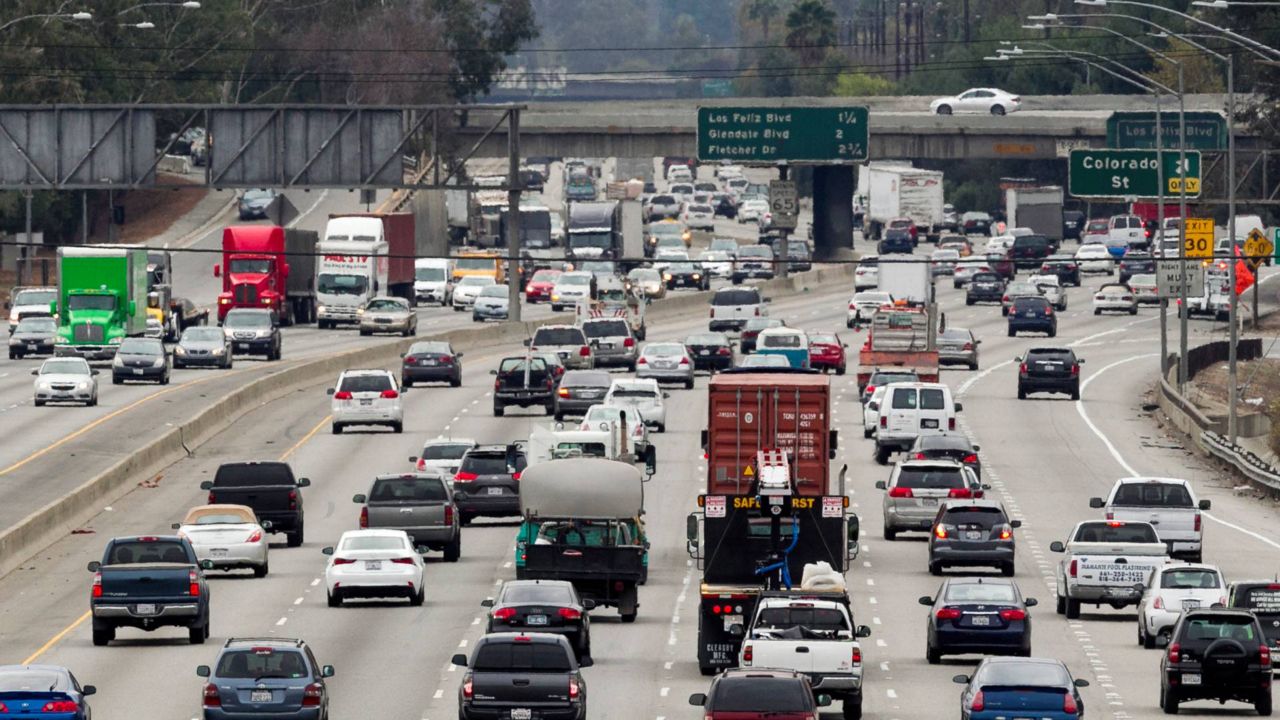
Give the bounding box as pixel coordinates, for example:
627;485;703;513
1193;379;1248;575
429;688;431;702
1051;519;1169;619
736;593;872;720
1089;477;1211;562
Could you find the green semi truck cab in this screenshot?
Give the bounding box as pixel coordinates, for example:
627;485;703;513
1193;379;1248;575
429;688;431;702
55;247;149;361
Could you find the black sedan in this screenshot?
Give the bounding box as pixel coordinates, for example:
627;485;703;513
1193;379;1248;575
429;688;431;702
1118;252;1156;284
111;337;170;384
1038;254;1081;286
713;192;738;219
965;272;1006;306
910;433;982;479
484;579;593;660
921;577;1035;663
401;340;463;388
684;332;734;372
665;262;710;290
8;316;57;359
928;499;1019;576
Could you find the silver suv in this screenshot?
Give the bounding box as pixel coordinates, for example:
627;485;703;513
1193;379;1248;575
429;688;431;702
529;325;594;370
875;460;987;540
580;317;637;370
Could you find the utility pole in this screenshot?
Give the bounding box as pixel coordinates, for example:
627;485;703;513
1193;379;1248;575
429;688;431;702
506;110;522;323
1227;50;1239;443
23;189;32;286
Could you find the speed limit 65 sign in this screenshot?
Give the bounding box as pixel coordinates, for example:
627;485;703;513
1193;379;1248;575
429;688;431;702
1184;217;1213;259
769;180;798;215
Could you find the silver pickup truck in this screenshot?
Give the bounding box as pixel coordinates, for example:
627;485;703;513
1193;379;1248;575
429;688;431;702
352;472;461;562
1051;519;1169;619
1089;477;1210;562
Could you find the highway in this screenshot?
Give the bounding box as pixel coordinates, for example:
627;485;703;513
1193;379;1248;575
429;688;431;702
3;217;1278;719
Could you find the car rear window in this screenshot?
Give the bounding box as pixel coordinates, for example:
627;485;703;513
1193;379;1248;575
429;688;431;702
944;583;1018;603
1112;483;1193;507
369;477;447;503
561;371;610;388
1073;522;1159;543
533;328;585;345
460;452;526;475
976;661;1070;687
895;467;966;489
1013;297;1049;311
423;443;471;461
1014;237;1049;251
107;539;188;564
216;649;310;679
213;462;294;487
1183;615;1259;643
754;607;849;633
472;642;572;673
502;583;575;605
871;372;917;386
711;678;812;712
1026;350;1074;363
890;388;917;409
339;374;393;393
972;273;1001;283
498;358;548;374
583;320;630;338
1237;586;1280;613
713;289;761;306
941;506;1006;527
892;388;947;409
0;671;64;692
1161;569;1221;589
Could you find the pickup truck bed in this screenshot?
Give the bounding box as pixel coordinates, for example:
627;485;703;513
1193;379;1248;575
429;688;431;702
1052;520;1169;619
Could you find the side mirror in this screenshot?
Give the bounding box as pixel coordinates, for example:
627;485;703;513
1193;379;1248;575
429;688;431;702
415;545;429;555
1049;541;1066;553
855;625;872;638
727;623;744;637
82;685;96;696
321;546;335;555
686;513;698;543
982;483;992;490
451;653;468;667
456;352;464;358
199;481;213;491
86;561;101;572
91;370;100;376
196;665;211;678
952;674;970;685
1014;356;1023;362
954;401;964;412
972;444;981;451
689;693;708;707
816;694;832;707
1025;597;1039;607
171;522;181;529
408;456;418;463
30;369;38;376
1074;678;1090;688
1088;497;1105;509
1010;519;1022;529
583;598;596;610
875;480;887;490
918;596;934;606
481;598;495;608
644;447;657;478
296;478;311;487
322;665;335;678
847;515;860;543
1077;358;1086;364
400;353;406;358
868;402;879;411
261;520;273;530
490;369;498;376
1199;499;1212;510
326;388;335;396
352;494;366;504
662;392;670;399
200;559;214;570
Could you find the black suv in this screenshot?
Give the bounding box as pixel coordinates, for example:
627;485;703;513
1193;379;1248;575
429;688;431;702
965;272;1006;305
454;633;590;720
453;445;527;523
1063;210;1086;241
1010;235;1053;269
1017;348;1082;400
1038;254;1081;286
1160;609;1272;715
492;355;555;417
1119;252;1156;284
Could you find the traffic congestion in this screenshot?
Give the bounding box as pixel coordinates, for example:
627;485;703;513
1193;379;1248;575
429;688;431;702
1;153;1278;720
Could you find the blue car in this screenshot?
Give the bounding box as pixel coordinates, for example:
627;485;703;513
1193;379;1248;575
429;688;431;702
1006;296;1056;338
0;665;95;719
198;638;334;720
953;657;1088;720
921;577;1032;663
878;229;914;255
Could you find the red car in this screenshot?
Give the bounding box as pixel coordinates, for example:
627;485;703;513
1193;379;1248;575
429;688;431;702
887;216;917;242
808;331;847;375
524;268;561;303
690;668;827;720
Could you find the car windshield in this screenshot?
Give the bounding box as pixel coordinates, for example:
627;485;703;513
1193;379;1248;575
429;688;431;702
118;339;163;355
0;671;64;692
713;290;760;306
316;273;369;296
940;329;972;342
215;649;309;680
228;258;272;274
472;642;571;673
338;374;393;393
562;371;610;388
1112;482;1193;507
976;661;1071;688
534;328;584;345
13;289;56;306
66;294;116;311
340;535;407;551
712;678;812;712
895;467;965;489
370;477;447;502
942;506;1006;527
1162;569;1221;589
40;359;89;375
224;311;272;328
945;582;1019;603
365;299;405;312
415;266;446;282
182;327;223;342
16;317;55;332
478;286;508;298
583;320;629;338
502;583;575;604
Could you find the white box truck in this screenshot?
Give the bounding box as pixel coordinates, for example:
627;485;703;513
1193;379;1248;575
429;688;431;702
876;258;933;304
1007;186;1064;243
859;163;945;241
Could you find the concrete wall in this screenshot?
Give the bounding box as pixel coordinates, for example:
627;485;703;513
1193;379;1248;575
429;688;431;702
411;189;449;258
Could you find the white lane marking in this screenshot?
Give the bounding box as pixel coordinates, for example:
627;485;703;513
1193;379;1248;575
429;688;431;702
875;638;887;647
433;689;443;699
285;190;330;228
472;617;481;625
958;360;1012;396
660;687;670;697
310;578;320;586
293;597;303;605
887;689;898;699
275;617;287;626
458;639;468;648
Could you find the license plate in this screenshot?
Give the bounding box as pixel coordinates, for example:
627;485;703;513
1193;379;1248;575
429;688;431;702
526;614;548;626
1182;673;1201;686
251;690;272;703
135;603;156;616
1024;311;1035;317
965;531;983;540
971;615;991;626
132;368;144;375
1182;599;1201;611
488;487;503;495
921;498;939;506
722;614;742;630
558;352;569;358
365;560;382;571
27;344;37;351
422;359;437;366
360;398;373;406
511;710;532;720
700;350;711;356
210;548;229;557
921;419;939;429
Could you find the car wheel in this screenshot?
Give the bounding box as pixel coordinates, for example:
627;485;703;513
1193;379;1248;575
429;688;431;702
656;423;666;433
88;394;98;407
1141;623;1155;648
882;526;896;541
842;698;862;720
254;561;269;578
402;378;413;389
969;362;979;371
926;644;942;665
846;319;854;329
1071;388;1080;401
34;399;45;407
444;534;461;563
161;372;170;385
875;446;890;465
1047;328;1056;338
836;365;846;376
965;297;973;305
935;104;953;115
332;424;343;435
391;421;403;434
863;427;874;439
1160;684;1179;714
410;586;425;606
1130;307;1138;315
112;375;122;385
188;623;207;645
1007;327;1015;337
929;562;943;576
1258;690;1273;716
1065;598;1081;619
91;623;115;646
990;105;1006;116
327;590;342;608
551;304;562;312
1001;562;1015;577
685;379;694;390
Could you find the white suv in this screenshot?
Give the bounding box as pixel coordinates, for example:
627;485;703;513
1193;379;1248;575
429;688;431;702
328;369;405;434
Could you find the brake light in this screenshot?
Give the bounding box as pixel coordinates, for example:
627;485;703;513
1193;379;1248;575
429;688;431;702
1194;513;1201;532
998;525;1012;540
1045;307;1054;316
1168;641;1181;663
637;357;647;365
936;607;962;620
962;454;978;464
680;357;689;365
332;557;357;565
569;678;580;700
851;646;862;664
1071;364;1080;376
623;337;635;348
1069;559;1078;578
91;572;102;598
999;608;1026;621
743;644;753;664
391;557;416;565
444;505;454;526
203;683;221;707
289;489;297;510
404;356;417;365
208;491;216;503
754;307;761;316
718;347;731;356
188;569;200;597
948;418;956;431
42;700;78;712
247;529;263;543
493;606;516;621
381;389;399;399
579;346;590;357
879;416;887;429
913;452;927;460
454;471;478;483
709;308;715;318
947;488;972;498
962;343;973;351
301;683;323;707
934;524;949;539
334;390;353;400
1063;692;1078;714
1002;295;1010;303
849;303;857;310
888;487;912;498
1262;644;1271;667
463;679;473;699
559;607;582;621
971;690;985;712
512;471;521;481
1154;595;1164;609
1019;362;1028;374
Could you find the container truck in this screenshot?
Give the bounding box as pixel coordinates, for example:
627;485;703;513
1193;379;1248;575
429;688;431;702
567;201;622;260
1006;186;1065;243
214;225;318;326
54;246;149;361
499;205;553;250
686;372;860;682
859;163;945;241
314;213;417;328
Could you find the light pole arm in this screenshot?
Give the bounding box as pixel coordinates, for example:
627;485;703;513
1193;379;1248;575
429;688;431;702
1077;0;1280;61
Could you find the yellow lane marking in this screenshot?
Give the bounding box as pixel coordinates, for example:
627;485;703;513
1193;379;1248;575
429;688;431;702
22;611;89;664
280;415;332;461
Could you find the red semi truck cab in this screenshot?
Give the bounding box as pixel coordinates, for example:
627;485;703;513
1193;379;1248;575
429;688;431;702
214;225;317;324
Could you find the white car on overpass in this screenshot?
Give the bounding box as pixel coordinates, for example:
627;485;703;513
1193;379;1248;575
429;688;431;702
930;88;1022;116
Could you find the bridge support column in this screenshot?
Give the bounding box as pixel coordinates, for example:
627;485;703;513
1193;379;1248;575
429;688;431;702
811;166;854;260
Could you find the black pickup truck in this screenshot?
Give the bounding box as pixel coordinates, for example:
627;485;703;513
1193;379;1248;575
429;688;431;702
201;462;310;546
453;633;591;720
492;355;555;417
88;535;212;646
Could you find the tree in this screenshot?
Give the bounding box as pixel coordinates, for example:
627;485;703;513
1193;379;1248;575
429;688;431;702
745;0;785;42
1145;38;1224;95
785;0;837;66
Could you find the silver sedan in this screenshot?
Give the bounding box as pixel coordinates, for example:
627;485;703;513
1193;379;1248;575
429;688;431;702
359;296;417;336
635;342;695;389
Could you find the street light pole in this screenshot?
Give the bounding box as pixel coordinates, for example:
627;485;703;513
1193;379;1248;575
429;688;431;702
0;11;93;32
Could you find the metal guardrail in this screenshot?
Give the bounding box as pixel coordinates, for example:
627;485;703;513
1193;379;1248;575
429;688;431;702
1201;430;1280;491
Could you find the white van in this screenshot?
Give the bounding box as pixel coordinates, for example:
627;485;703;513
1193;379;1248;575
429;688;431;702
874;382;962;465
414;258;453;306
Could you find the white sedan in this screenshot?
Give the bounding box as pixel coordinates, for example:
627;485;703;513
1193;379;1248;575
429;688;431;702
738;198;769;223
930;88;1022;116
847;291;892;329
175;504;270;577
854;258;879;290
32;357;99;407
863;386;887;438
1137;564;1226;648
605;377;670;429
682;203;716;231
324;529;425;607
1093;283;1139;315
1075;243;1115;275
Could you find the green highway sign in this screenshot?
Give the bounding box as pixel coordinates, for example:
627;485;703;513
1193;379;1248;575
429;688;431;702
697;106;869;163
1107;111;1227;150
1068;149;1202;199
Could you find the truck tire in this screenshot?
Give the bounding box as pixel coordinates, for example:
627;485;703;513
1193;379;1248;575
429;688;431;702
1056;593;1066;615
287;526;304;548
842;696;862;720
391;421;403;434
699;665;717;677
1257;690;1272;716
493;404;505;417
444;534;461;563
883;526;896;541
874;446;890;465
618;584;638;623
1065;597;1081;619
332;424;343;435
92;623;115;646
189;620;208;644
